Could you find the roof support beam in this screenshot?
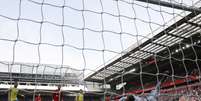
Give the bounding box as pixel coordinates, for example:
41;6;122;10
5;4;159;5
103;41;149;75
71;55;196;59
152;42;168;47
139;50;155;55
135;0;201;13
106;69;121;73
128;55;144;60
166;33;187;39
120;60;135;65
186;21;201;28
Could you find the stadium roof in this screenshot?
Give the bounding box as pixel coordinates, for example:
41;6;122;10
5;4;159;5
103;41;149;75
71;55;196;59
85;11;201;83
0;61;83;84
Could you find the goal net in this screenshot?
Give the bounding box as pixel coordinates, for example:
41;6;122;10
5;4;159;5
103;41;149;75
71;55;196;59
0;0;201;101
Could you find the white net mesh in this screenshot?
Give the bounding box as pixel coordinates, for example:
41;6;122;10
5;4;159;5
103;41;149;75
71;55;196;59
0;0;201;101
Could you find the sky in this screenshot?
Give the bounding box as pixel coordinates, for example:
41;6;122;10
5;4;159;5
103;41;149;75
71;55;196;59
0;0;200;77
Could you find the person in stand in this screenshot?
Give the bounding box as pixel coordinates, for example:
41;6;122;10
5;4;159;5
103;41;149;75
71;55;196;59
75;89;84;101
8;80;24;101
53;85;63;101
35;93;42;101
